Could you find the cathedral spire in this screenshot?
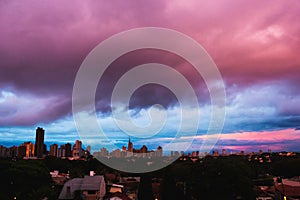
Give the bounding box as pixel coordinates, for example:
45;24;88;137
128;137;133;152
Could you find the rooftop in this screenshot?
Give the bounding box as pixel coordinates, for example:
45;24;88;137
58;175;105;199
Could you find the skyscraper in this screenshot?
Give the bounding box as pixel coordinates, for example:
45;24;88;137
127;137;133;157
22;142;35;158
35;127;45;158
86;145;91;153
73;140;83;158
156;146;163;157
222;149;227;156
128;137;133;152
50;144;58;157
65;143;72;157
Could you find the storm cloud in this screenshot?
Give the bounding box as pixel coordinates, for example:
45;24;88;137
0;0;300;151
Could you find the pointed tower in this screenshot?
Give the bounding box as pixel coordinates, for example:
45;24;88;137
128;137;133;152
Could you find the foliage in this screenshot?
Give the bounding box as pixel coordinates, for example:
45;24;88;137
0;159;51;200
1;154;300;200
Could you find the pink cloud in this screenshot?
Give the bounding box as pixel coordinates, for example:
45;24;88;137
190;129;300;152
221;145;283;152
0;0;299;131
219;129;300;142
1;0;299;91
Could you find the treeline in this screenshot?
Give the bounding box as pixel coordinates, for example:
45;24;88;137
0;156;116;200
1;154;300;200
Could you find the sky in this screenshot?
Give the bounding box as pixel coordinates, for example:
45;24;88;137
0;0;300;153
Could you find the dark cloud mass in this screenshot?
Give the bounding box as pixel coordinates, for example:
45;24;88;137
95;49;209;113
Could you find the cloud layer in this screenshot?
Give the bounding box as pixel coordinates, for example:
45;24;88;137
0;0;299;152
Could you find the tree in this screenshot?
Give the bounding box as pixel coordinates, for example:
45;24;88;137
138;174;154;200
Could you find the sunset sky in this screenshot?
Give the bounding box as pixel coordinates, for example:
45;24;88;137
0;0;300;152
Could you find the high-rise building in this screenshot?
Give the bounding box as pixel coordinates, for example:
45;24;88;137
17;145;26;158
100;147;108;157
240;150;245;156
212;150;219;157
58;143;72;157
191;151;197;157
58;145;65;157
73;140;83;158
121;146;126;157
112;149;121;158
65;143;72;157
122;146;126;152
35;127;45;158
140;145;148;154
86;145;91;153
9;146;18;158
222;149;227;156
156;146;163;157
127;138;133;157
22;142;35;158
50;144;58;157
43;144;48;155
128;137;133;152
0;145;8;157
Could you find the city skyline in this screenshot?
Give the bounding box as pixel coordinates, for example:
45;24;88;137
0;127;297;157
0;1;300;153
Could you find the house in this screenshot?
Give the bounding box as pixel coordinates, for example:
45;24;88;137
59;175;106;200
50;170;69;185
276;177;300;199
109;184;124;193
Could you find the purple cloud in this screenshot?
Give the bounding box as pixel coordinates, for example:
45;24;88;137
0;0;299;136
